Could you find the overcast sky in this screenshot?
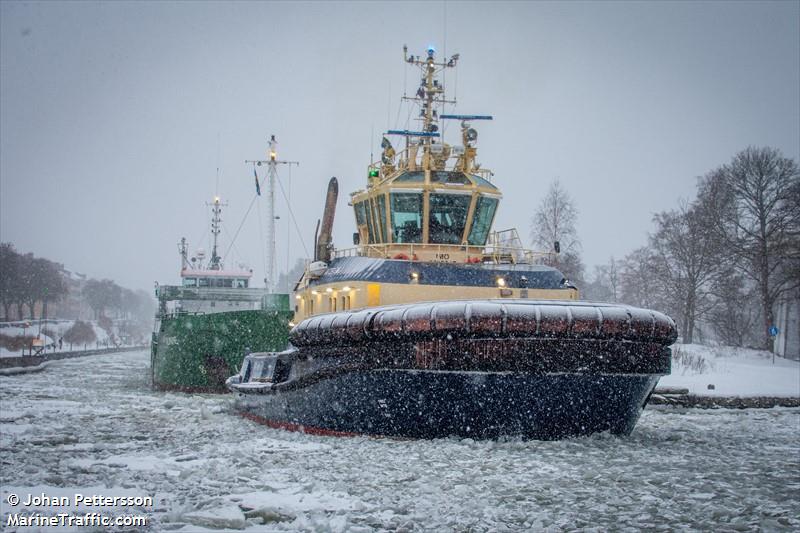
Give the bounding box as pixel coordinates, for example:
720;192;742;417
2;1;798;293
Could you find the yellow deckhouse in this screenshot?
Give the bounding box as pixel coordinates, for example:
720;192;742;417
293;46;577;322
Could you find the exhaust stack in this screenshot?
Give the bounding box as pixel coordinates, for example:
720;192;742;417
315;177;338;263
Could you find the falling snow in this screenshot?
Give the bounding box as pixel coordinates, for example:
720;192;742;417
1;350;798;531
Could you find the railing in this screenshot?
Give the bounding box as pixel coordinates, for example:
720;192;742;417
368;145;494;183
333;238;556;265
156;286;269;302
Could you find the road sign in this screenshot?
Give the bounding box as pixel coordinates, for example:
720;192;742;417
769;325;779;337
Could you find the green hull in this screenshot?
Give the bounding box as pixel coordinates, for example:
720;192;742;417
151;308;291;393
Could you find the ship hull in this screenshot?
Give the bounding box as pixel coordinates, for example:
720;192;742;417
230;299;676;439
234;369;661;439
151;309;291;393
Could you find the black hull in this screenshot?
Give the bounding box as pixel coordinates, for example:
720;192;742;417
231;300;676;440
234;369;660;440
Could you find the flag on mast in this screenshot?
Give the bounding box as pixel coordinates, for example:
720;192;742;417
254;167;261;196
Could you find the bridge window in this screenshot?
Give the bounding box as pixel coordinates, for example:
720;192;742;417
355;201;367;226
371;197;384;243
390;192;423;243
429;193;471;244
395;171;424;183
470;174;499;190
198;277;211;287
467;196;499;245
377;195;388;243
431;171;470;184
363;199;376;243
182;278;197;287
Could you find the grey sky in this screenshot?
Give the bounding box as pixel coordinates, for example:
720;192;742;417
2;1;798;292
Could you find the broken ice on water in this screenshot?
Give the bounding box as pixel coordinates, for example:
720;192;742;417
0;350;798;531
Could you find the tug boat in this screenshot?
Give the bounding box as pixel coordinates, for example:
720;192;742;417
152;196;291;393
228;47;677;439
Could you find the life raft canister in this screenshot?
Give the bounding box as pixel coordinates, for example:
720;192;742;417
392;253;417;261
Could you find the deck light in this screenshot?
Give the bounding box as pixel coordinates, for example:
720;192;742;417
311;290;319;295
326;287;334;293
342;286;351;292
369;169;379;178
496;277;506;288
295;294;302;300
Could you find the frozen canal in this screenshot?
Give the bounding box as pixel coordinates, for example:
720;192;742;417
1;350;798;532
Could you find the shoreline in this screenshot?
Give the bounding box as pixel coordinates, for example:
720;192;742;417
649;393;800;409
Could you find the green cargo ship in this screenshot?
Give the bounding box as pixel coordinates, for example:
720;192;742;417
151;195;291;392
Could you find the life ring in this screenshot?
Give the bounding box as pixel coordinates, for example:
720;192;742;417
392;253;417;261
466;257;481;264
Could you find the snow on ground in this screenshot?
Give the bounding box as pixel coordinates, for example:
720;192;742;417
0;320;114;357
659;343;800;397
1;350;798;531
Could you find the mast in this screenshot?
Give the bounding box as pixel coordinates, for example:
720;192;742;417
246;135;299;293
207;196;226;270
178;237;190;271
398;45;459;168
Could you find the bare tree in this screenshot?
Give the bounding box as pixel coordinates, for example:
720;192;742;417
619;247;668;312
708;267;760;348
63;320;96;346
649;201;722;343
0;243;18;319
33;257;67;319
530;179;584;284
585;257;621;302
82;279;122;319
698;146;800;349
276;258;308;294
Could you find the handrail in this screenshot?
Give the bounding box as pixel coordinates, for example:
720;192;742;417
333;241;555;265
156;286;271;301
367;146;494;182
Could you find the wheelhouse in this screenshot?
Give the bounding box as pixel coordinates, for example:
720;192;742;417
180;273;250;288
351;170;500;248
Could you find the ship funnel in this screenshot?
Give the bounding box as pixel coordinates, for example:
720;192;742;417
315;177;338;263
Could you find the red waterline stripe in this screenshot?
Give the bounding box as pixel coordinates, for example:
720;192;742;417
239;411;361;438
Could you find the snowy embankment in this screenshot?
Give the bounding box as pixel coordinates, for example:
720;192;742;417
659;343;800;398
0;319;113;357
0;350;798;531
